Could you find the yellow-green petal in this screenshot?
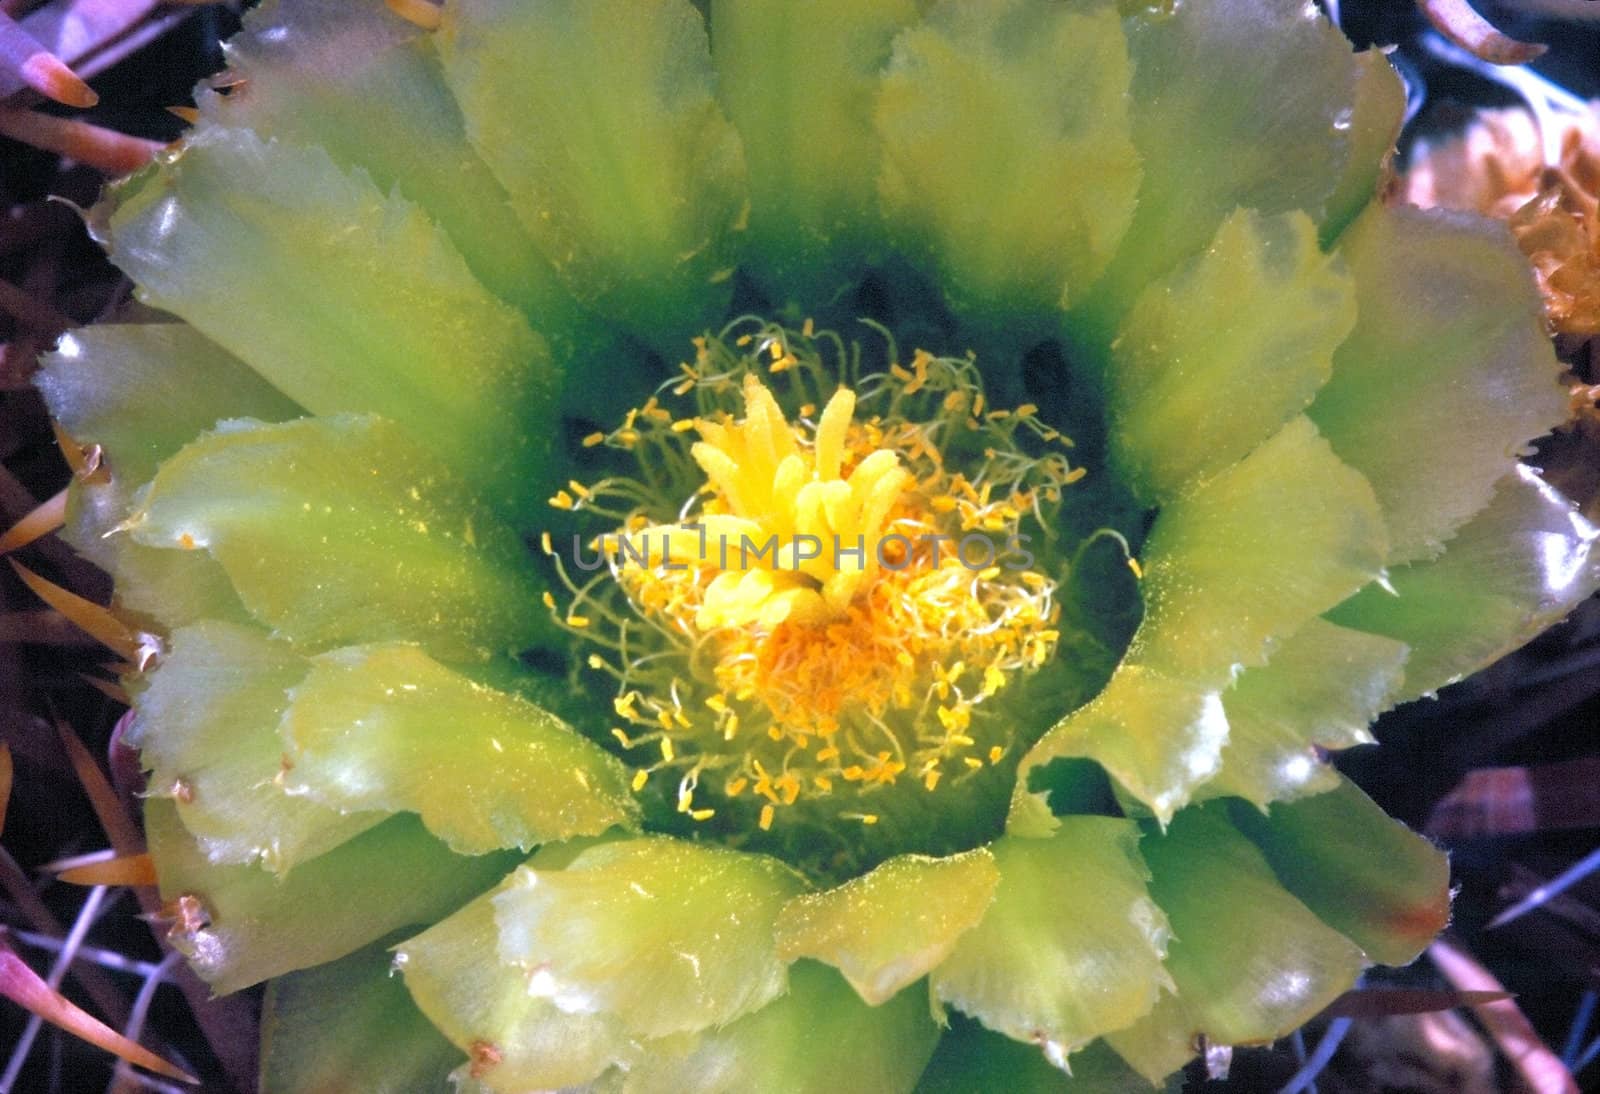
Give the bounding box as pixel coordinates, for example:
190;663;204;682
127;621;377;872
99;125;557;512
207;0;574;322
397;888;636;1092
436;0;747;344
711;0;919;299
279;642;639;854
492;837;807;1038
775;848;999;1006
147;800;517;995
1107;209;1356;501
1017;417;1387;821
260;939;461;1094
1328;466;1600;700
127;415;550;661
1106;806;1366;1085
1319;50;1407;245
1202;618;1407;808
625;961;940;1094
1308;203;1568;564
875;0;1138;324
1229;779;1449;967
931;820;1171;1063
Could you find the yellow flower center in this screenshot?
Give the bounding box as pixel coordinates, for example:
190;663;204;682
547;322;1082;832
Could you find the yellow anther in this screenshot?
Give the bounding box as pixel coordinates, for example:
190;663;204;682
759;804;775;831
582;431;606;448
549;490;575;510
660;737;676;763
631;769;649;792
1128;556;1145;579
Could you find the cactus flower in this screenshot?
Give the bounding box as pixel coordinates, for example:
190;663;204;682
30;0;1600;1089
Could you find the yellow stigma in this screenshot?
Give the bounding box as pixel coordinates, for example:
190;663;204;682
548;322;1081;831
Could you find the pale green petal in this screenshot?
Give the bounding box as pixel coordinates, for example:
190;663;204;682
1328;466;1600;699
1308;203;1568;563
397;888;636;1092
37;324;300;629
931;820;1171;1061
876;0;1138;322
207;0;575;322
260;938;461;1094
127;415;550;661
492;837;806;1038
437;0;746;343
279;642;638;854
775;848;999;1005
1107;807;1366;1085
1016;417;1387;821
1108;209;1356;501
1202;618;1407;808
100;126;557;511
1077;0;1363;340
625;961;939;1094
1230;780;1449;967
1320;50;1407;245
36;324;299;489
711;0;920;298
147;799;517;995
126;621;377;872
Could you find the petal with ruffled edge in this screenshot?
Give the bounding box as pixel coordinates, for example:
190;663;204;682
277;642;638;854
775;848;999;1006
396;885;636;1091
1309;203;1569;564
1106;806;1366;1085
492;837;807;1039
98;126;556;514
435;0;746;346
1229;779;1449;967
126;620;376;872
875;0;1138;326
1107;209;1356;502
205;0;575;324
711;0;920;300
930;819;1171;1067
1328;465;1600;700
146;799;517;995
126;415;551;661
1015;417;1387;824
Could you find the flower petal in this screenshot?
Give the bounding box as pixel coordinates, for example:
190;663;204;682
1308;203;1569;563
127;415;550;661
206;0;576;323
1107;209;1356;502
99;125;557;512
36;324;299;489
278;642;639;854
1327;465;1600;700
492;836;807;1038
397;885;635;1091
1228;779;1449;967
875;0;1138;323
1319;50;1407;245
710;0;919;299
1017;417;1387;822
1077;0;1364;340
260;939;461;1094
1201;618;1407;808
147;799;517;995
1106;806;1366;1085
774;848;999;1006
127;621;376;872
624;961;940;1094
436;0;747;344
930;820;1171;1061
